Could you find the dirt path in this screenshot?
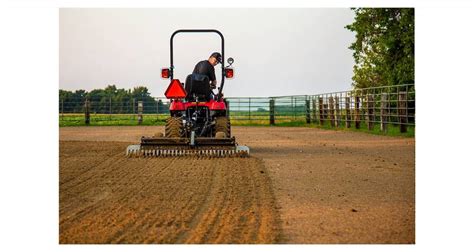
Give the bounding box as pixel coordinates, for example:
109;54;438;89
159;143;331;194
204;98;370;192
236;127;415;243
60;141;281;244
60;126;415;243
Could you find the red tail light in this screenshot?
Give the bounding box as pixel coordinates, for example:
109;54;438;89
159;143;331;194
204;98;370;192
161;68;170;79
164;79;187;99
225;68;234;79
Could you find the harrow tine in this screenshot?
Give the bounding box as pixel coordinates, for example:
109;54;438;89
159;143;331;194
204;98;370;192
126;144;250;158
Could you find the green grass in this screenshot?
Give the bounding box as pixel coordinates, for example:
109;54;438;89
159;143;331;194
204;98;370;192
230;118;414;137
309;120;415;138
59;113;414;138
59;114;167;127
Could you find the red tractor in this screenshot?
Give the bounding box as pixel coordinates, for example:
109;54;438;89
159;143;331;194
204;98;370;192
127;29;249;157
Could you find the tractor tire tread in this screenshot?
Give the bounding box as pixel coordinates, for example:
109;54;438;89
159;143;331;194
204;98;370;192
215;116;231;138
165;116;184;138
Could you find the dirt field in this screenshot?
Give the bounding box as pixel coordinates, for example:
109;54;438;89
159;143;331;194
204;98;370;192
60;126;415;244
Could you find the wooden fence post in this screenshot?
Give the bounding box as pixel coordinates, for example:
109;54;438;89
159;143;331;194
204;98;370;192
318;97;324;126
335;96;340;127
312;98;317;123
155;100;162;121
367;94;374;130
323;104;328;119
132;98;135;115
137;101;143;125
84;99;90;125
329;96;335;127
109;96;112;120
361;96;366;128
398;91;408;133
305;99;311;124
61;99;64;120
380;93;388;133
248;97;251;121
345;96;351;128
355;96;361;129
269;98;275;125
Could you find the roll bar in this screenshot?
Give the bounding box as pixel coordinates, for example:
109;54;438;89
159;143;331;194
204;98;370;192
169;29;226;99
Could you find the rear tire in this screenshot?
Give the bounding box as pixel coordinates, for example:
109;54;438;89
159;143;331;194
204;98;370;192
165;116;184;138
215;116;231;138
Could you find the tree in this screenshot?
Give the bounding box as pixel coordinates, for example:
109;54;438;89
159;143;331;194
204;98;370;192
345;8;414;88
131;86;150;99
131;86;158;113
60;85;159;114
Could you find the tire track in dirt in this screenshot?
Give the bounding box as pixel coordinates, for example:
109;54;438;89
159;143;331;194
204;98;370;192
59;141;281;244
61;126;415;243
98;157;183;243
60;142;183;243
173;159;218;243
107;158;208;244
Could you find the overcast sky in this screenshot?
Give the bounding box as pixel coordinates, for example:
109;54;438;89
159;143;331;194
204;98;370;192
59;8;355;97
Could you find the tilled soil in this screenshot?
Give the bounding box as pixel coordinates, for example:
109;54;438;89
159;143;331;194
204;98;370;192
60;126;415;244
59;141;280;244
236;127;415;244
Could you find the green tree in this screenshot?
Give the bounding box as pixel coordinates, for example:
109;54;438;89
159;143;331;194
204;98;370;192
131;86;150;99
131;86;157;113
346;8;414;88
59;90;72;112
60;85;159;114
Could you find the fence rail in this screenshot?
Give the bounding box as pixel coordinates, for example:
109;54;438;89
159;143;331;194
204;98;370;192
59;84;415;133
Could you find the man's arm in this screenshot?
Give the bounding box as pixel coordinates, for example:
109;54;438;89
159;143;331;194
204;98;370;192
210;80;217;89
209;66;217;89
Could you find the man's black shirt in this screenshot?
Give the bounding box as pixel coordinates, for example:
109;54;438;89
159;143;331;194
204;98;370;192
192;60;216;82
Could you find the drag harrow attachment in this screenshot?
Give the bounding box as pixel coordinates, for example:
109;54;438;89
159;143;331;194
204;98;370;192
126;136;250;158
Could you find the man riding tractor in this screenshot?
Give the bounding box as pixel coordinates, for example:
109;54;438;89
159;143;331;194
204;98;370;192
192;52;222;92
126;29;248;158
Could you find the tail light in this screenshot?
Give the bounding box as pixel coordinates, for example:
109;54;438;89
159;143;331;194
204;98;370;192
161;68;170;79
225;68;234;79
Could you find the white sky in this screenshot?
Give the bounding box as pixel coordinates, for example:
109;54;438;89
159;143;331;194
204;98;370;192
59;8;355;97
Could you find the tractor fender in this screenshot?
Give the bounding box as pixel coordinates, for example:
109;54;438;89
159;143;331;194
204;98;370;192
169;100;185;111
208;100;227;110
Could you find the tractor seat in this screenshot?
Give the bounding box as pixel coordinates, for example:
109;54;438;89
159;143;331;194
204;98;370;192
185;74;211;102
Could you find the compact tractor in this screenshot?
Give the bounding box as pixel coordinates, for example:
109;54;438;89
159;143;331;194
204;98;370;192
126;29;249;157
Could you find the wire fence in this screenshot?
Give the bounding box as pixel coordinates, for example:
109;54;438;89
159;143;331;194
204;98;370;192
59;84;415;132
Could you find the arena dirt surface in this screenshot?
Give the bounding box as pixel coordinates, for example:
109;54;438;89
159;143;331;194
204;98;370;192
60;126;415;244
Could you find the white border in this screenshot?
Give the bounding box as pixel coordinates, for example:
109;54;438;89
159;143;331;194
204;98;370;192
2;1;474;252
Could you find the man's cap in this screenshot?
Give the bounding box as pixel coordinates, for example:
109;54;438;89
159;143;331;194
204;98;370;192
210;52;222;63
